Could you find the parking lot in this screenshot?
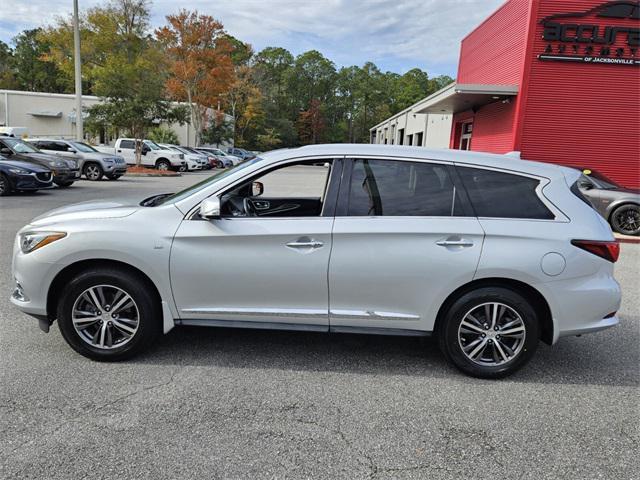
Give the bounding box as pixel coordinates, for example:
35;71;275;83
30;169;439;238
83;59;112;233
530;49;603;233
0;172;638;479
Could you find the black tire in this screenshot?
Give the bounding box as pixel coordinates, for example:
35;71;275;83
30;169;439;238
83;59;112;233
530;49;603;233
437;287;539;379
57;267;161;361
83;162;103;181
0;173;10;196
55;180;74;188
156;159;170;171
610;204;640;236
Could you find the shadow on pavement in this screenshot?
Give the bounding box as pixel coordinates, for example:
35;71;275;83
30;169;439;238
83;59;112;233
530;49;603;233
130;316;640;388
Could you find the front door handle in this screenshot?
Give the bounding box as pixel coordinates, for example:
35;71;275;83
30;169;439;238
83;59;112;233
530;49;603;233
286;237;324;250
436;236;474;248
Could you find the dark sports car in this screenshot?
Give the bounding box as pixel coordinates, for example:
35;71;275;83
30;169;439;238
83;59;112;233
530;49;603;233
577;168;640;236
0;159;53;196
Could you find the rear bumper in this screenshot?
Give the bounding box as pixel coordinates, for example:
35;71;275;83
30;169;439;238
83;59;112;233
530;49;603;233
536;274;621;344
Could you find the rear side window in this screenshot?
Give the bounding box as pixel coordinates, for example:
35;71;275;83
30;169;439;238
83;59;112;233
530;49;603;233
120;140;135;149
457;167;554;220
347;159;465;216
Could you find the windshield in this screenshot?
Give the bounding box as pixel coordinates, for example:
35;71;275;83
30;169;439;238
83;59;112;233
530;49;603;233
155;157;263;205
583;168;621;189
144;140;162;151
71;141;98;153
3;138;39;153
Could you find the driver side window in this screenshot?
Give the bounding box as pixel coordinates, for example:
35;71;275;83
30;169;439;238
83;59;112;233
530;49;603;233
221;160;334;218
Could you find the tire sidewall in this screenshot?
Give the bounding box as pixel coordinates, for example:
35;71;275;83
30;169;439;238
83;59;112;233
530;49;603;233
57;269;160;361
0;173;10;196
611;204;640;236
83;162;103;181
439;287;539;379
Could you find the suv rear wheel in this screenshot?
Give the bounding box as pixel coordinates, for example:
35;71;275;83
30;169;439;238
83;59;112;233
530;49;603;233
438;287;539;378
57;267;161;361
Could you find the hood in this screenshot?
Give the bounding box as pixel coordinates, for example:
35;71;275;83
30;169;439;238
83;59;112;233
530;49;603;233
20;152;69;168
30;200;139;226
0;159;51;173
84;151;121;161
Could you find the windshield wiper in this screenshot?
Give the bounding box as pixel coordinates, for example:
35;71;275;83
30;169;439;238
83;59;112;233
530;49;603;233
140;193;174;207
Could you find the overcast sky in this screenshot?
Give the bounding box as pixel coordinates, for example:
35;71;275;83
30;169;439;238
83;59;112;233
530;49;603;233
0;0;504;77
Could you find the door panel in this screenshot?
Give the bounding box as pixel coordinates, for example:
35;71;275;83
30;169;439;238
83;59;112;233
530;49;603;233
248;197;322;217
329;218;484;332
170;217;333;326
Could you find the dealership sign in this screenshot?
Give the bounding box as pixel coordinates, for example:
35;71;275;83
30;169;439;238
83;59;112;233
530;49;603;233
539;1;640;66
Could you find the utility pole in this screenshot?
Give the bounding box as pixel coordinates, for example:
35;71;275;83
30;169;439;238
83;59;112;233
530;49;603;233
73;0;83;140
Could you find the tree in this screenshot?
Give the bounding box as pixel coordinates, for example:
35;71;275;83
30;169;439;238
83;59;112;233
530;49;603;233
11;29;65;92
0;41;17;89
297;99;325;144
224;65;263;147
200;111;234;146
147;126;179;145
255;128;281;151
84;0;188;165
156;10;234;145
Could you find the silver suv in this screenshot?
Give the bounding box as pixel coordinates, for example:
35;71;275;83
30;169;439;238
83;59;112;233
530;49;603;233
10;144;621;378
28;139;127;181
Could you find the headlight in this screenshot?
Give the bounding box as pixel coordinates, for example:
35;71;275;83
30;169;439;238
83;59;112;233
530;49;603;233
20;231;67;254
9;167;30;174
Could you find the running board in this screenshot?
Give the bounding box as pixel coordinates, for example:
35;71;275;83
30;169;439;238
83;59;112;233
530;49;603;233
178;319;430;337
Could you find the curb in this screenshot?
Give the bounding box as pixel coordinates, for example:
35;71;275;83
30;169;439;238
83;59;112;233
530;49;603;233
125;173;182;177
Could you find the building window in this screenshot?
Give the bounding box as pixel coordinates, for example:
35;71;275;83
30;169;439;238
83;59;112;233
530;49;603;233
415;132;424;147
398;128;405;145
407;134;413;146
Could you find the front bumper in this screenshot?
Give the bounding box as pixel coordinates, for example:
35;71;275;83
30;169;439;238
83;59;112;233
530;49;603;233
52;168;79;183
10;172;53;191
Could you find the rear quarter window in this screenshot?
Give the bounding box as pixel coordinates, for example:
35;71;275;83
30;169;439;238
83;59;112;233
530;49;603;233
457;167;554;220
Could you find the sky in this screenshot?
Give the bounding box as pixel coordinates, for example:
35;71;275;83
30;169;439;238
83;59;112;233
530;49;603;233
0;0;505;77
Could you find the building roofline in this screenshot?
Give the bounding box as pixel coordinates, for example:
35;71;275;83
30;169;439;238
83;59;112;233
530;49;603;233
369;82;456;131
0;89;101;101
459;0;515;44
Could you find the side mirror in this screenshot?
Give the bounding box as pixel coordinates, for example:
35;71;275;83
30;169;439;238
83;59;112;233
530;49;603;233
200;197;221;219
0;147;12;156
251;181;264;197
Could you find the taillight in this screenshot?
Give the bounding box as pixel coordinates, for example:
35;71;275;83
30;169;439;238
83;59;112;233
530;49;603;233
571;239;620;263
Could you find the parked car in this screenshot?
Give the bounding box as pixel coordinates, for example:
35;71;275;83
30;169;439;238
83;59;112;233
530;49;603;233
575;168;640;236
10;145;621;378
96;139;185;171
27;138;127;181
196;147;241;167
227;147;256;161
0;158;53;195
159;144;207;171
0;137;79;187
180;146;214;169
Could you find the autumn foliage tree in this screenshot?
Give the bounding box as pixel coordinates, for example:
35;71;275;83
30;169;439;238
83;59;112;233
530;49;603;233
297;99;325;144
156;10;234;145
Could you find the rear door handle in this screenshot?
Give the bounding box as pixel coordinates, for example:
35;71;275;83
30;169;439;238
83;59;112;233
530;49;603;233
436;237;474;248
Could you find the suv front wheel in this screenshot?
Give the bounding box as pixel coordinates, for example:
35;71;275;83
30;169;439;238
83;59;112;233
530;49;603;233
57;267;161;361
438;287;539;379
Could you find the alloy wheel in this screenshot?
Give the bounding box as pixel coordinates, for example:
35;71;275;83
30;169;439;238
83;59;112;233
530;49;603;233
85;165;101;180
458;302;526;366
71;284;140;349
613;205;640;235
0;175;7;195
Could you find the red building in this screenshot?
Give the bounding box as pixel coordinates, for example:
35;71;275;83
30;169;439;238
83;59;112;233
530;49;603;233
422;0;640;188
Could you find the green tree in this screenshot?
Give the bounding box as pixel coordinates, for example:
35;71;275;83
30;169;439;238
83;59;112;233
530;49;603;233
0;41;17;89
147;126;179;144
255;128;281;151
200;112;234;146
84;0;188;165
11;29;65;92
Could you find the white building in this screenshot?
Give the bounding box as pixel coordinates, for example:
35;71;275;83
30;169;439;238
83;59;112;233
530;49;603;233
370;84;454;148
0;89;230;147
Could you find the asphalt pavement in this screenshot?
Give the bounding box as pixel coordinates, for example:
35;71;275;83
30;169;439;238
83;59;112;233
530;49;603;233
0;173;638;479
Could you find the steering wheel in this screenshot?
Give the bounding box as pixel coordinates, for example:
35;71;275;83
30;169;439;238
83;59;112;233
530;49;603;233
243;197;256;217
